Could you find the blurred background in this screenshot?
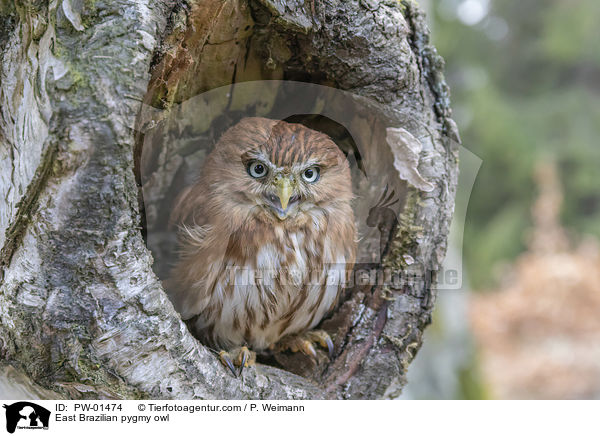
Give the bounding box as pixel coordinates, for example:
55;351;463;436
401;0;600;399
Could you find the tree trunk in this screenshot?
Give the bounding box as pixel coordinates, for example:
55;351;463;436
0;0;459;399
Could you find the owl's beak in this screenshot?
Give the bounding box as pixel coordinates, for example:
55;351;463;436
276;177;294;211
265;177;298;220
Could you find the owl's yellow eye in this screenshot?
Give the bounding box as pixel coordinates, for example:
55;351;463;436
302;166;320;183
248;161;268;178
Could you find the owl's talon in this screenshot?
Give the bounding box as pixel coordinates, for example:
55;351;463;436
237;346;252;376
324;336;334;359
218;347;256;377
302;340;317;359
276;330;335;360
239;347;249;367
306;330;335;358
219;351;237;377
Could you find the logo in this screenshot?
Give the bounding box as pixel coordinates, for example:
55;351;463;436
2;402;50;434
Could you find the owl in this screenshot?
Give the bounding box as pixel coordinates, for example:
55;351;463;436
167;117;356;375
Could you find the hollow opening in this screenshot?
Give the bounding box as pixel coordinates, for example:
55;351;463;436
134;0;410;379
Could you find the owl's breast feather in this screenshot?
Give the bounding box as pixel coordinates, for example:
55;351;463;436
200;229;348;350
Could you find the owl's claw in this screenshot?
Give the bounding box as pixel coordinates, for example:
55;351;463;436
306;330;334;359
276;330;335;360
325;336;334;358
219;351;238;377
301;340;317;359
236;346;252;376
218;346;256;377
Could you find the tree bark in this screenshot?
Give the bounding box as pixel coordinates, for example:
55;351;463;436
0;0;459;399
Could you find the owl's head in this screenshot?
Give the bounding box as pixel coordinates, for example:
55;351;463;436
197;117;353;228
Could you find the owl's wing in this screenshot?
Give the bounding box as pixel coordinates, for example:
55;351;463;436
166;183;214;319
169;183;208;229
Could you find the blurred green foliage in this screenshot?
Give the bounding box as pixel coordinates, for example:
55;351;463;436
431;0;600;288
